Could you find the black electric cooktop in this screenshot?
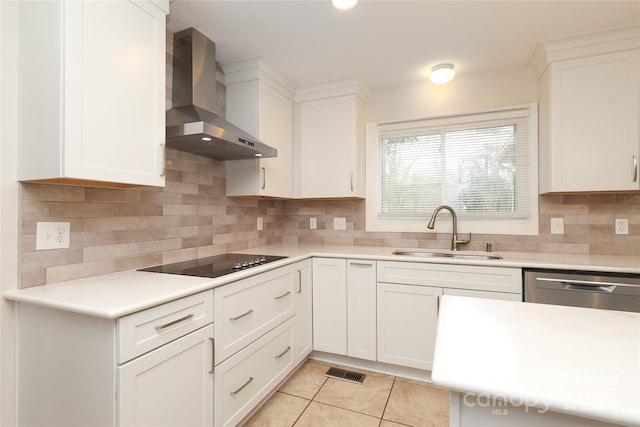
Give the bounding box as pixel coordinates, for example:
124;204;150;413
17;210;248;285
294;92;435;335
138;253;288;279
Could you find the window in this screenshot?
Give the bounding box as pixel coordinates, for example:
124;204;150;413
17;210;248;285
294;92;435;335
366;104;538;235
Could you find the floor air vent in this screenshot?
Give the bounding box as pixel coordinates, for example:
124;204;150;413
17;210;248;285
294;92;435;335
325;367;366;384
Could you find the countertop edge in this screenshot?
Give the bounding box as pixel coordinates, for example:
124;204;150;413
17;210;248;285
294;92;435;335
6;244;640;318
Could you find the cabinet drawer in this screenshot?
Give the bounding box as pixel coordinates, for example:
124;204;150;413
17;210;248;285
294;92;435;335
215;318;294;427
215;267;295;362
377;261;522;294
117;291;213;363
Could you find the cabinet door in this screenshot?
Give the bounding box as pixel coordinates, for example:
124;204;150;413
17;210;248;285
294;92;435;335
257;82;293;197
377;283;442;370
118;324;214;427
66;1;166;186
298;95;364;198
18;0;167;187
346;259;377;361
312;258;347;354
293;261;313;364
548;50;639;192
225;80;293;197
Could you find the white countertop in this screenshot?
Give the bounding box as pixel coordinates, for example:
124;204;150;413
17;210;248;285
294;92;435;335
6;243;640;318
431;295;640;426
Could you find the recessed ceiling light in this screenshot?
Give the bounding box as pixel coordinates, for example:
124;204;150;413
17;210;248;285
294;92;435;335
202;137;212;141
332;0;357;10
430;63;455;84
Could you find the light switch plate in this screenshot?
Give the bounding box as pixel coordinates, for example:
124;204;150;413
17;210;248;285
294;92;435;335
36;222;70;250
550;217;564;234
334;217;347;230
310;218;317;230
257;217;263;231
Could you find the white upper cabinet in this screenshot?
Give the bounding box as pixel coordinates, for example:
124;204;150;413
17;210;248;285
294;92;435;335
224;57;295;198
294;78;369;198
535;26;640;193
17;0;168;188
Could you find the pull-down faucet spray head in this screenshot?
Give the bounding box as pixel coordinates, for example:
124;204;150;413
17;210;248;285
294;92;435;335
427;205;471;251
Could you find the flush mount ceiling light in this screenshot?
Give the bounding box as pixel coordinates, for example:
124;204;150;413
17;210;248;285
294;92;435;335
429;63;455;84
332;0;358;10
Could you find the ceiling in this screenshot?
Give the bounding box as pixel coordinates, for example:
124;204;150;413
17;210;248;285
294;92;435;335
167;1;640;90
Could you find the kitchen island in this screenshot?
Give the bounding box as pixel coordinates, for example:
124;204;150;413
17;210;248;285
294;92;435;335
431;295;640;427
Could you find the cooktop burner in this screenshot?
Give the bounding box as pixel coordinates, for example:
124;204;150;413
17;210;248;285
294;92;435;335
138;253;288;279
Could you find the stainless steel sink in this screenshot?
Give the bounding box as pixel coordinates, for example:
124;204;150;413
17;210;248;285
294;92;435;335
392;249;503;260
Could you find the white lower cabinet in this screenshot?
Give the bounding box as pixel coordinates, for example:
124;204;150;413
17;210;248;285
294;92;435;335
16;290;214;427
312;258;377;361
377;283;442;370
215;319;294;427
293;260;313;364
312;258;347;354
376;261;522;371
213;259;312;426
118;324;214;426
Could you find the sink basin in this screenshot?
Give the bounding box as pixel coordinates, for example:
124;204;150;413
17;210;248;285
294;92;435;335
392;249;503;260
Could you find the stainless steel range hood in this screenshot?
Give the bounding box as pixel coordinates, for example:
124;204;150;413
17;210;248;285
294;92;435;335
166;28;277;160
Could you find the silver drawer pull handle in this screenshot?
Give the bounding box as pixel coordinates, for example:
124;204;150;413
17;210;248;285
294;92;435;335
274;291;291;300
155;313;193;331
230;377;254;396
275;346;292;359
230;309;253;321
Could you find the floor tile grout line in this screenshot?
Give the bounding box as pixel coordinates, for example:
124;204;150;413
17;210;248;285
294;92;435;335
290;367;331;427
378;376;397;426
290;393;313;427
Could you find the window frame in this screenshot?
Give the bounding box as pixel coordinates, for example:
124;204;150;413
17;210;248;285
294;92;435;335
365;104;539;235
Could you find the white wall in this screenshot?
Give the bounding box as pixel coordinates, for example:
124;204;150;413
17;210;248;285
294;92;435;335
1;1;19;425
366;66;538;122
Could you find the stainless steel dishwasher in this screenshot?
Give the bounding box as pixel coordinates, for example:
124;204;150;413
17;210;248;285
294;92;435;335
524;268;640;313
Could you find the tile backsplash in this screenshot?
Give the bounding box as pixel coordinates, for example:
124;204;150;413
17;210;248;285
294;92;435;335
20;158;640;288
19;149;283;287
282;194;640;257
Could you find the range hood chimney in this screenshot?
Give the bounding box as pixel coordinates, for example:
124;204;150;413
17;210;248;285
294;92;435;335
166;28;277;160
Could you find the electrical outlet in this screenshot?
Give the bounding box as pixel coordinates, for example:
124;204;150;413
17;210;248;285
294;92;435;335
615;218;629;235
257;217;263;231
310;218;317;230
334;217;347;230
36;222;70;250
550;217;564;234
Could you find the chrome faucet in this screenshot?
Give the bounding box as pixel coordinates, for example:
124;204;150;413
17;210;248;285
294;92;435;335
427;205;471;251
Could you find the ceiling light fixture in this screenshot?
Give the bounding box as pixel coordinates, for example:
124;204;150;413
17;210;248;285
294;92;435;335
429;63;455;84
332;0;358;10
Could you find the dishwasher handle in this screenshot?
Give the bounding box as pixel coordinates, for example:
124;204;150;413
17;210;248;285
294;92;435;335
535;277;618;294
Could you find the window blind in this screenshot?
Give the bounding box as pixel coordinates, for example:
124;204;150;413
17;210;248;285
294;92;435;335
378;107;531;219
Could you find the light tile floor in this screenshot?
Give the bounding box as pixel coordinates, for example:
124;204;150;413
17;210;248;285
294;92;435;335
243;359;449;427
